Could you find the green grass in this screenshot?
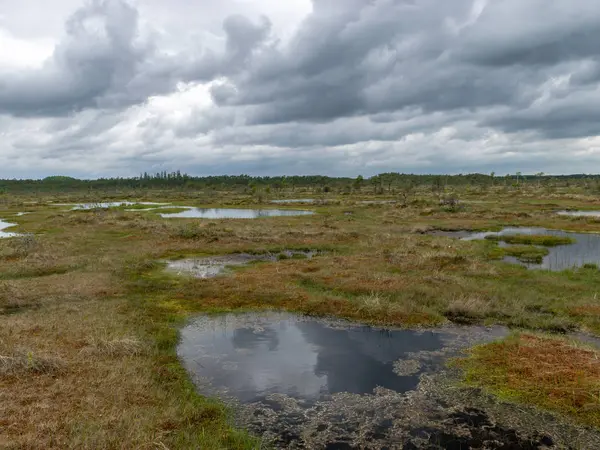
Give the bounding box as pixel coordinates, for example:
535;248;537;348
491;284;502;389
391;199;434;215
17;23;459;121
148;207;189;215
485;234;575;246
499;245;549;264
124;275;261;449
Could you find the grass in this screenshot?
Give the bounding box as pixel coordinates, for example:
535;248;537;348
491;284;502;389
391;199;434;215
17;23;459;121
456;334;600;427
493;244;550;264
485;234;575;246
3;187;600;446
0;351;64;377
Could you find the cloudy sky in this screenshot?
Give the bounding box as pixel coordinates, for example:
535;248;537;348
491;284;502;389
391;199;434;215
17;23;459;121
1;0;600;179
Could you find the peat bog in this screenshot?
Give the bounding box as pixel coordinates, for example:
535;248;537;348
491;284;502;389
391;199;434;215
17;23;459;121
4;179;600;448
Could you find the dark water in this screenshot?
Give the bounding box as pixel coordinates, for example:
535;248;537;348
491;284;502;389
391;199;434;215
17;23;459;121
439;227;600;271
178;313;505;404
160;208;314;219
0;219;19;238
176;313;600;449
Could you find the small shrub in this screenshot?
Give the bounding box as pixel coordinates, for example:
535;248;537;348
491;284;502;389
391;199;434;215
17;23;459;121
439;196;461;212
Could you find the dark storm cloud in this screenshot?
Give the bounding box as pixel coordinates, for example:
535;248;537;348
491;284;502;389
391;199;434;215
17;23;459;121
195;0;600;141
2;0;600;178
4;0;600;135
456;1;600;67
0;0;165;116
0;0;271;117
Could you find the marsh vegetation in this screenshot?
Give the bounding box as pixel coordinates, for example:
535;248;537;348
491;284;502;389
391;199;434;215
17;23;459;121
3;175;600;448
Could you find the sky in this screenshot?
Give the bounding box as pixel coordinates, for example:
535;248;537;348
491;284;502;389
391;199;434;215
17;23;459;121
1;0;600;179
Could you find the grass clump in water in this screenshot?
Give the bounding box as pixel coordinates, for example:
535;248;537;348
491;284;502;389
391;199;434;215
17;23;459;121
485;234;574;247
484;243;549;264
456;334;600;427
503;245;549;264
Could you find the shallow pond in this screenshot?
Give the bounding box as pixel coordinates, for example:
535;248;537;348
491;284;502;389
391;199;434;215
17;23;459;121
0;219;19;238
166;251;316;279
178;313;593;448
160;208;314;219
437;227;600;271
179;313;506;404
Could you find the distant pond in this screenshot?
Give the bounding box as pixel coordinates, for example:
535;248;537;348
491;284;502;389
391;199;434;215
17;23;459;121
160;208;314;219
0;219;19;238
435;227;600;271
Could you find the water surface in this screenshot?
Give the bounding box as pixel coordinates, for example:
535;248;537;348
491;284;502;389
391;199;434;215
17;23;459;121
166;251;317;279
178;312;505;404
177;313;599;449
160;208;314;219
438;227;600;271
0;219;19;238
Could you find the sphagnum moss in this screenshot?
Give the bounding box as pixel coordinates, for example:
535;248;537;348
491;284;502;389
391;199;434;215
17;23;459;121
455;334;600;428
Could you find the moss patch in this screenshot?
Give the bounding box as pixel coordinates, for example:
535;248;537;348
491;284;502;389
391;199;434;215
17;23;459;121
456;334;600;427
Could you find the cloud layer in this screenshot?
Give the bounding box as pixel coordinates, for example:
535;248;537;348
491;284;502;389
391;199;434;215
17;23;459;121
1;0;600;178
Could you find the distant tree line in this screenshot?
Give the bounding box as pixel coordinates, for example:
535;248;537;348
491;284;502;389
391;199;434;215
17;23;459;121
0;172;599;194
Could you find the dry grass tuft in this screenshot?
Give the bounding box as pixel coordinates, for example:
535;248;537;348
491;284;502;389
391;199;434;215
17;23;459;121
0;350;64;377
445;296;491;324
356;292;387;313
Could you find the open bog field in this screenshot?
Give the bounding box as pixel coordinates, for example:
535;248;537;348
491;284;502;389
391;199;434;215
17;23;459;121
4;181;600;449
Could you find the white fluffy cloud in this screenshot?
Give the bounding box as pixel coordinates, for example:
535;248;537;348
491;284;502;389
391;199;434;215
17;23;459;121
1;0;600;178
